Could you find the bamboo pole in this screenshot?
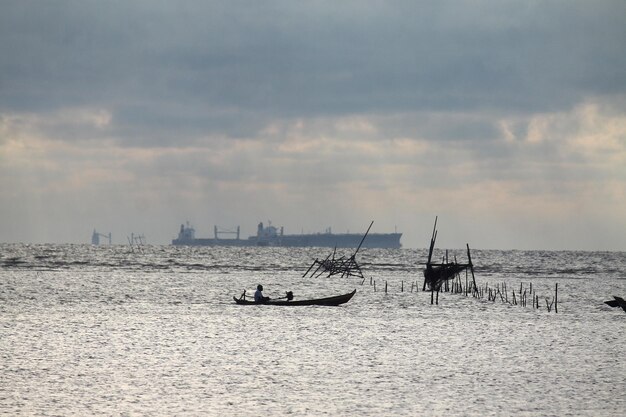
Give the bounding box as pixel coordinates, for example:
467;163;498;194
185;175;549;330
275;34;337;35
466;244;477;294
424;217;438;291
465;268;467;297
555;283;558;313
353;221;374;257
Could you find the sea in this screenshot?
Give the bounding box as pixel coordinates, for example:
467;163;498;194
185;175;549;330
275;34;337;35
1;243;625;416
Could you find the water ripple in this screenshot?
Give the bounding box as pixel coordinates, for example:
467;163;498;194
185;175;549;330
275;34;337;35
1;244;625;416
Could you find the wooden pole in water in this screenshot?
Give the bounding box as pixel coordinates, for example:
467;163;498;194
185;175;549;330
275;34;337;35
555;283;558;313
310;252;332;277
303;258;318;277
424;217;438;291
353;220;374;257
465;268;467;297
466;244;477;293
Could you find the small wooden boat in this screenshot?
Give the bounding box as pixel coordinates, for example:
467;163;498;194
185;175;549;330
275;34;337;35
233;289;356;306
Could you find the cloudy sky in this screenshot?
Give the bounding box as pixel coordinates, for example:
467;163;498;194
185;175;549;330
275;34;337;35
1;0;625;250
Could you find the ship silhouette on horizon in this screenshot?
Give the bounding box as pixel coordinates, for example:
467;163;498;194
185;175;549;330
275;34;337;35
171;221;402;249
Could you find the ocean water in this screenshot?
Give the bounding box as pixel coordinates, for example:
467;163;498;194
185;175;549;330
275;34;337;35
1;244;625;416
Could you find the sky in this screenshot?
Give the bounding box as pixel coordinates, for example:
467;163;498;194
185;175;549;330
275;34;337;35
1;0;625;250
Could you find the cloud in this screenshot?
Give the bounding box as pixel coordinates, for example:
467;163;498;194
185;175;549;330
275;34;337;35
0;1;625;249
3;1;625;138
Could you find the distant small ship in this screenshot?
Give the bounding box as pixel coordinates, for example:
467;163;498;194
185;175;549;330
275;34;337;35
91;229;112;245
171;222;402;249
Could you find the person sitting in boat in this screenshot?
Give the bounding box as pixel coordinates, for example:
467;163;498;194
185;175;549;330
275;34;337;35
254;284;270;303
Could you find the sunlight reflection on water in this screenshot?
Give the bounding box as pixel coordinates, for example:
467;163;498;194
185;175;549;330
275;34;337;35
1;245;625;416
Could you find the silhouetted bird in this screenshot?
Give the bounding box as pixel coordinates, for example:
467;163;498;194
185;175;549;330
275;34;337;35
604;296;626;312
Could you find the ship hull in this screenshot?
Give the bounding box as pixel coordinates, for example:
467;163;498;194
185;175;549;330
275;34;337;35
172;233;402;248
252;233;402;248
171;238;250;247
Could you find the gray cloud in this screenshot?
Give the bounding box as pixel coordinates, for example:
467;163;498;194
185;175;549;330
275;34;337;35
1;1;626;249
2;1;625;139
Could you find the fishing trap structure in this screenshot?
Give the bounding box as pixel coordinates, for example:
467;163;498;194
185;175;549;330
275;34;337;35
302;221;373;280
422;217;478;304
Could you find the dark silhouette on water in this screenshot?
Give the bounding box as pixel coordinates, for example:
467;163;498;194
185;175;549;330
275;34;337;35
235;289;356;306
422;216;477;304
605;296;626;312
303;221;373;280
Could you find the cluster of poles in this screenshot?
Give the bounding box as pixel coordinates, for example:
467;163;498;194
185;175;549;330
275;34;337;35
315;217;559;313
302;221;372;280
359;273;559;313
127;233;146;254
481;281;559;312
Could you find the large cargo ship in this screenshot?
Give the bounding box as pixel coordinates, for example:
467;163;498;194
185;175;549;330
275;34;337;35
172;222;402;248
